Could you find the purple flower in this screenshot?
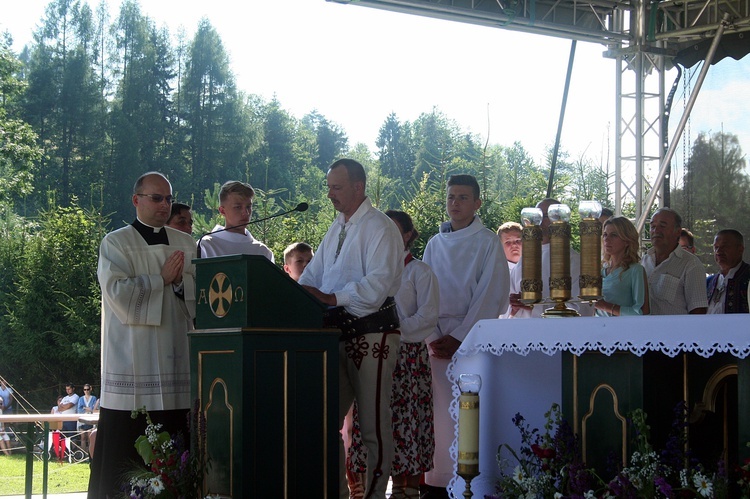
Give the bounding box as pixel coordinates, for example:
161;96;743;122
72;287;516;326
655;476;673;497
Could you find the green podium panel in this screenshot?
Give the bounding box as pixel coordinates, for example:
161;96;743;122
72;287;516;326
191;328;340;498
194;254;327;330
563;351;746;474
190;254;340;498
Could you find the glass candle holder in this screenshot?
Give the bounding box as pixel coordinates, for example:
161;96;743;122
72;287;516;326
520;208;543;304
578;201;603;300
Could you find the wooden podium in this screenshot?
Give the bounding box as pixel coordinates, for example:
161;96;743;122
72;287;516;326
189;255;340;498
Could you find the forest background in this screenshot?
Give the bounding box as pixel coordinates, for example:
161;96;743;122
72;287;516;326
1;0;748;410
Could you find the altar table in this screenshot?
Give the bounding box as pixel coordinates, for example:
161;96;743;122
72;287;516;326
446;314;750;498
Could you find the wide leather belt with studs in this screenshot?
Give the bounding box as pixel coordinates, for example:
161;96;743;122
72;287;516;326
324;297;400;341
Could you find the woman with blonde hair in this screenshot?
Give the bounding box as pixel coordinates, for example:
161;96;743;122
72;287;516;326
595;216;650;316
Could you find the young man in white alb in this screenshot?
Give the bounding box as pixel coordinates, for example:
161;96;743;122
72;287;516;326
198;180;274;261
422;174;509;498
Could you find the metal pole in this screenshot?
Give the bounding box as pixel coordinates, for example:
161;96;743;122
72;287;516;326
636;13;731;233
43;422;49;499
547;40;577;199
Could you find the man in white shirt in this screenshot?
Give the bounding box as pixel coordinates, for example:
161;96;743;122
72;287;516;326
706;229;749;314
642;207;707;315
422;174;509;497
89;172;196;498
299;159;403;499
198;181;274;261
58;383;79;440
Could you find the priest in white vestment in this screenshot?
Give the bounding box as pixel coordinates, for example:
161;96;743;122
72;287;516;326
88;172;196;498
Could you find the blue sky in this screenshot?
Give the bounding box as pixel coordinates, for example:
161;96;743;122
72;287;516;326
3;0;748;185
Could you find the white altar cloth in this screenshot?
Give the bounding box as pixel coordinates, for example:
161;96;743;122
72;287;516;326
446;314;750;498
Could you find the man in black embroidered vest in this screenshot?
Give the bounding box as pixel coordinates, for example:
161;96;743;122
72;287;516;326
707;229;749;314
88;172;196;498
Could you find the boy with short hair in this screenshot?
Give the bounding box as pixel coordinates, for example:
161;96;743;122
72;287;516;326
497;221;523;270
283;242;314;282
422;174;509;498
198;181;274;261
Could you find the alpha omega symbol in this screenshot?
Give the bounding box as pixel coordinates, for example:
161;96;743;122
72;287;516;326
208;272;233;318
197;271;246;319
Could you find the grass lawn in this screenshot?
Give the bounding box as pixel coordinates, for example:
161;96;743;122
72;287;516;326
0;453;90;495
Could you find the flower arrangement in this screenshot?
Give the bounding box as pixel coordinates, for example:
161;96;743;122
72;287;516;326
121;403;208;499
490;402;744;499
492;403;599;498
738;443;750;497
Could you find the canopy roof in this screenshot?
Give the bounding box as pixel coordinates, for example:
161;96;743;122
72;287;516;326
330;0;750;64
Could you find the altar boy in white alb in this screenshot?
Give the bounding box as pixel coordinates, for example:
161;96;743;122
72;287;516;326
89;172;196;498
422;174;509;497
198;180;274;261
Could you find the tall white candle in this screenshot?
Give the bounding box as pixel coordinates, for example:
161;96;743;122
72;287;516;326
458;392;479;465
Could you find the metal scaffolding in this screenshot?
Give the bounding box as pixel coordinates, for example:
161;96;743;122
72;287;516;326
328;0;750;223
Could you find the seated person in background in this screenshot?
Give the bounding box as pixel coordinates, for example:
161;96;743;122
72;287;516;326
594;216;649;316
680;228;696;254
283;242;314;282
166;202;194;235
0;380;13;415
497;221;523;271
643;208;707;314
58;383;79;442
707;229;749;314
0;396;11;456
51;395;62;414
77;384;98;455
598;207;614;226
198;181;274;261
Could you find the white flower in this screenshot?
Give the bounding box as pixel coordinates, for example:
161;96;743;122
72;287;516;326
693;472;713;498
161;440;174;453
554;493;564;498
513;465;526;484
680;469;690;488
584;490;596;498
631;476;643;490
149;476;165;494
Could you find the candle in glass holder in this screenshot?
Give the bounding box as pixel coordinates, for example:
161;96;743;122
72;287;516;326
520;207;543;304
457;374;481;473
547;203;572;301
578;200;603;300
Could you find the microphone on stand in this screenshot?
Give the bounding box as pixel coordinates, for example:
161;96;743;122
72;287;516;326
197;202;309;258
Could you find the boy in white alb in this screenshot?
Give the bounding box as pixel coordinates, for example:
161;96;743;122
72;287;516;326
198;181;274;261
422;175;509;497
